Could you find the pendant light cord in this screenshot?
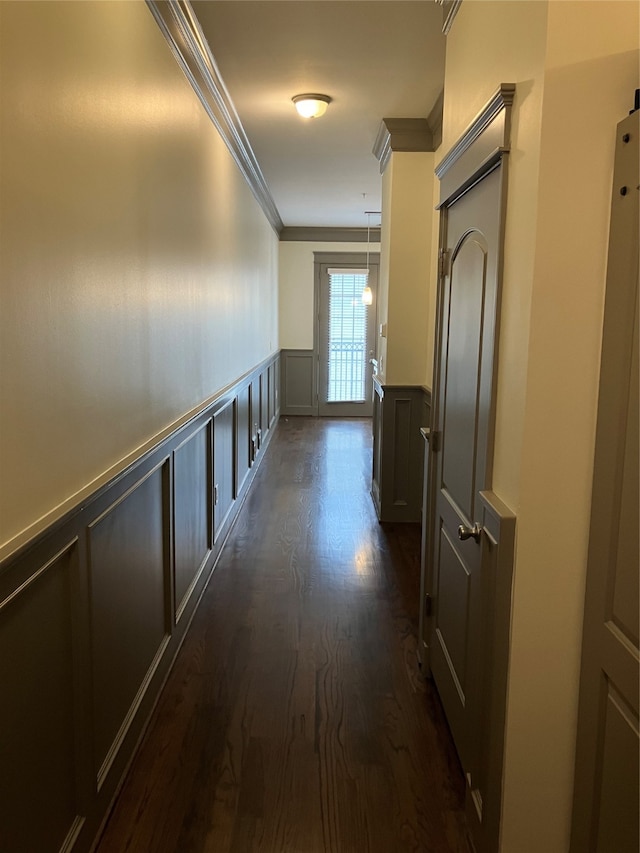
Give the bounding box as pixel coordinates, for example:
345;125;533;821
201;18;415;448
366;212;370;276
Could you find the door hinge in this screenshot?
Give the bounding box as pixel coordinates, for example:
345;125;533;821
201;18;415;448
439;248;451;279
430;430;441;453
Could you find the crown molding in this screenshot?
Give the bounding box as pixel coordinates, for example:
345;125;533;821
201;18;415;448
279;226;381;243
436;83;516;206
372;118;435;174
436;83;516;180
146;0;284;235
436;0;463;35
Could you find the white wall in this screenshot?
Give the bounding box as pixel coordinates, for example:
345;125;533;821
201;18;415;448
0;1;279;559
279;240;380;349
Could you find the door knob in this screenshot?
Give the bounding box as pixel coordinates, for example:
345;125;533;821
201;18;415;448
457;523;482;543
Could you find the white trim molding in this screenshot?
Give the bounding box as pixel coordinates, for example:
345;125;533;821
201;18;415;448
435;0;463;35
146;0;284;234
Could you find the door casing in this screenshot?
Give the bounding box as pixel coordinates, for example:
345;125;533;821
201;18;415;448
313;252;379;418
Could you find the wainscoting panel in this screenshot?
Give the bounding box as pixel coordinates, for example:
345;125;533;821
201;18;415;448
213;400;236;543
268;361;277;427
0;352;280;853
236;384;251;494
280;349;317;416
0;541;82;853
250;376;261;459
392;397;413;506
371;379;430;522
260;372;269;444
87;461;170;783
173;421;212;622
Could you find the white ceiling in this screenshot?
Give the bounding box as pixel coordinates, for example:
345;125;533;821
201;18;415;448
192;1;446;229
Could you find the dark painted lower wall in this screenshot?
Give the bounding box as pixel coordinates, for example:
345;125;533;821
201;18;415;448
371;378;431;523
280;349;317;416
0;353;279;853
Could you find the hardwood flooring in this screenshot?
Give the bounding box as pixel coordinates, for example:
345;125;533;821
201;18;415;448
95;417;473;853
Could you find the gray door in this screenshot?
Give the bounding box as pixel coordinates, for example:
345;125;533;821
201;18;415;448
429;164;503;773
570;110;639;853
317;260;378;417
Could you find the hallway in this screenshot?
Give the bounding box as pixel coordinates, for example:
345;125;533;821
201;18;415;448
96;418;473;853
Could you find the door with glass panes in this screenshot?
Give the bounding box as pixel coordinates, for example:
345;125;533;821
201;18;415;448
316;257;378;417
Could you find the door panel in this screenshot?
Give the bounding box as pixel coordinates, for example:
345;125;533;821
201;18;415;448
430;165;502;774
436;525;471;696
570;110;639;853
611;321;638;643
441;233;488;523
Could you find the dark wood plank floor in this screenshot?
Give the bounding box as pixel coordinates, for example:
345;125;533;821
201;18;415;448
96;418;473;853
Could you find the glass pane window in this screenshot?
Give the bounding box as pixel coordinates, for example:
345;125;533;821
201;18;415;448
327;272;369;403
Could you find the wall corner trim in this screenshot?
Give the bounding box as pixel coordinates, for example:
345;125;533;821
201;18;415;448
373;118;435;174
146;0;284;235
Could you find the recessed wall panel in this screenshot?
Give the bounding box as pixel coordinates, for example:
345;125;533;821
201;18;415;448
214;402;235;541
283;352;314;411
0;544;80;853
251;377;261;448
392;398;412;505
174;423;211;620
88;463;168;777
260;371;269;437
236;385;251;492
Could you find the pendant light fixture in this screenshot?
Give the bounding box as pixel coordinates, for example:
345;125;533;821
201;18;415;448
361;211;377;305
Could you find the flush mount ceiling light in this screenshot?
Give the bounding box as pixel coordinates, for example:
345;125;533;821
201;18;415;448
292;93;331;119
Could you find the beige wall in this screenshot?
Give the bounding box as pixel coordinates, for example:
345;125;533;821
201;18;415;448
0;0;279;559
442;1;639;851
278;240;380;350
502;3;639;851
380;152;435;386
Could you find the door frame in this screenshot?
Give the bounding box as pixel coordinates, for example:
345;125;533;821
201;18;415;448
313;252;379;417
421;84;516;853
424;84;515;670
